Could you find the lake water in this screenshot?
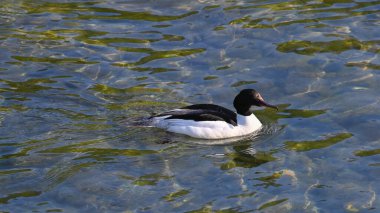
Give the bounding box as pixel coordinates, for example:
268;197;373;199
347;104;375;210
1;0;379;212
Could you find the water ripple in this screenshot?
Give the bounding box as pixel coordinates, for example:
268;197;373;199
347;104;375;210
1;0;380;211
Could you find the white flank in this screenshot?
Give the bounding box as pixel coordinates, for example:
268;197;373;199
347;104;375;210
151;114;262;139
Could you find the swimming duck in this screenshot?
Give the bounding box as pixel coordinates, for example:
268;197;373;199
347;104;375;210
150;89;278;139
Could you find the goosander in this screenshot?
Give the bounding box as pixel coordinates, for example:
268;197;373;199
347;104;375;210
150;89;278;139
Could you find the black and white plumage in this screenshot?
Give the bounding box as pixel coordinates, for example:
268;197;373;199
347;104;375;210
150;89;278;139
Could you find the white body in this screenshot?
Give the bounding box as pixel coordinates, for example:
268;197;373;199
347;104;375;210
151;113;262;139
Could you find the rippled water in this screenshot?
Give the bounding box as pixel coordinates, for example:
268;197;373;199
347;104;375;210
1;0;379;212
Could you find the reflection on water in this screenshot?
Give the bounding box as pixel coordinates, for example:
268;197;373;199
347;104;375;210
221;148;277;170
1;0;380;212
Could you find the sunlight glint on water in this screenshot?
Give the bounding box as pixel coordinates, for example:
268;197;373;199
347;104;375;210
0;0;379;212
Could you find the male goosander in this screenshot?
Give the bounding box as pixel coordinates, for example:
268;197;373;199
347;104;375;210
150;89;278;139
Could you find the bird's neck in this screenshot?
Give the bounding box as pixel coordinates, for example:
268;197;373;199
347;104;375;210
236;105;253;116
237;113;261;127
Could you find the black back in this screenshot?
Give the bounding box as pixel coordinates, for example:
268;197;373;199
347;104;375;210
156;104;238;126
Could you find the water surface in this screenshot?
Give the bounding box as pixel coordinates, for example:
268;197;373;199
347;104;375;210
1;0;380;212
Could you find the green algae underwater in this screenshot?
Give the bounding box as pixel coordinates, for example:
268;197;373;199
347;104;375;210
0;0;379;212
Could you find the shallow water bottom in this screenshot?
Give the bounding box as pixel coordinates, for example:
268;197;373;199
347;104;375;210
1;0;380;212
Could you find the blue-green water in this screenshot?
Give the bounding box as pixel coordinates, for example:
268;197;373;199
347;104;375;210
1;0;379;212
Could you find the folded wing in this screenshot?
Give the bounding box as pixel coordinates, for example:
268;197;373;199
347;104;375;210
154;104;237;126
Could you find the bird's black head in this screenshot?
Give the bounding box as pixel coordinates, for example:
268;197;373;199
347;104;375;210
233;89;278;116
